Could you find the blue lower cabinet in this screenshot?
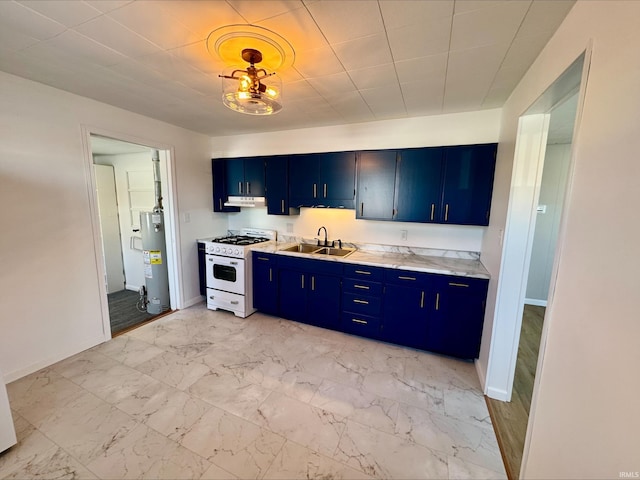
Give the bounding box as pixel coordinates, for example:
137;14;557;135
277;258;342;329
341;312;381;339
425;276;489;359
278;269;307;322
381;284;429;349
308;274;342;330
252;252;278;315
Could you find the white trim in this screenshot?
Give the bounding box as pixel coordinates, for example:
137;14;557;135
126;284;141;292
183;296;205;309
80;126;183;341
486;386;509;402
4;335;103;383
474;358;487;394
524;298;547;307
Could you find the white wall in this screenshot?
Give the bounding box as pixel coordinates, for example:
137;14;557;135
217;109;501;253
0;71;224;381
525;144;571;304
479;1;640;477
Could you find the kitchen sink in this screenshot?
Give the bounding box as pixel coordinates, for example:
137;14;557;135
281;244;323;254
280;244;355;257
315;247;355;257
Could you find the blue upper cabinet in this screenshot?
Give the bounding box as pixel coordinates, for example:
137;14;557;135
356;150;397;220
265;155;290;215
211;159;240;212
289;151;356;208
441;144;497;226
225;157;265;196
394;148;444;222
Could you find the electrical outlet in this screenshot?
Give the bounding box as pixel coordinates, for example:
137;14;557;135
401;229;408;240
286;223;293;233
183;212;191;223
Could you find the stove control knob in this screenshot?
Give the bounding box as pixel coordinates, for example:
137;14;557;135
235;249;240;255
215;247;220;253
221;247;227;254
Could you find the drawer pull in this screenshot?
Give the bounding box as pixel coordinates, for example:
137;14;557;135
352;318;368;325
354;284;370;290
398;276;416;281
257;257;269;261
269;268;272;282
435;293;440;311
449;282;469;287
420;291;424;309
355;270;371;275
230;300;239;305
281;199;285;213
312;276;315;291
353;299;369;305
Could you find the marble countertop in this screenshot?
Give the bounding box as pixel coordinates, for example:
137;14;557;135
252;240;490;280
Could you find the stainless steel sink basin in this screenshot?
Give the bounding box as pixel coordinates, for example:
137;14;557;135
281;244;322;254
280;244;355;257
315;247;356;257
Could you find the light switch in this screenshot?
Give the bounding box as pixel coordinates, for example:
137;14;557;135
537;205;547;214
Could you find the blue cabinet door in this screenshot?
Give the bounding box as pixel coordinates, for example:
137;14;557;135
395;148;443;222
426;276;489;359
381;284;429;349
356;150;397;220
244;157;265;196
308;273;342;330
212;159;240;212
289;154;319;207
265;156;289;215
441;144;497;226
225;158;246;196
319;151;356;208
252;252;278;315
278;269;307;322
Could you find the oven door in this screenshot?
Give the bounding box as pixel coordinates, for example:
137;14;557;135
206;254;245;295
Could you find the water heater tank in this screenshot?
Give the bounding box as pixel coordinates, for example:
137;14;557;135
140;210;170;314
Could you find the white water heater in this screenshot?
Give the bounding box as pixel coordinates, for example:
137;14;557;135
140;149;170;315
140;210;170;314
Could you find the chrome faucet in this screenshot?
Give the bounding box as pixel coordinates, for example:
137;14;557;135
317;226;328;246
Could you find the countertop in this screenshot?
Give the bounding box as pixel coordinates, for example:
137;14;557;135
252;241;490;280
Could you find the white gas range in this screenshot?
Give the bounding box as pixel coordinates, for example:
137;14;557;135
200;228;276;318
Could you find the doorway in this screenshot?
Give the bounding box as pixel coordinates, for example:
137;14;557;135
89;134;177;336
486;92;579;478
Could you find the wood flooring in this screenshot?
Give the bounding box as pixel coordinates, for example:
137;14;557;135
486;304;545;480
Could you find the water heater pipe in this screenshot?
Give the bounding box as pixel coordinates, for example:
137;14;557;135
152;149;162;213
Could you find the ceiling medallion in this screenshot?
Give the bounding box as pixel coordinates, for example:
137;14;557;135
207;25;295;116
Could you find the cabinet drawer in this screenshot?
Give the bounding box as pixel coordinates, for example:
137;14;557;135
343;264;385;282
341;313;380;339
342;277;383;296
385;269;432;286
253;252;277;264
342;292;381;316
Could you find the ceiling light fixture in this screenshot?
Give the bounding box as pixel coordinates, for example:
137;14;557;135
219;48;282;115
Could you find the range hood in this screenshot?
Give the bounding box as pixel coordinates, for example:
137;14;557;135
224;196;266;208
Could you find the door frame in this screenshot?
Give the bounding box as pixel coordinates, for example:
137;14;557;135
80;126;183;341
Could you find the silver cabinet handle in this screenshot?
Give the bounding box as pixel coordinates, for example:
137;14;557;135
352;318;368;325
398;276;416;281
313;183;317;198
301;274;305;289
449;282;469;287
257;257;269;261
430;203;435;221
323;183;327;198
353;299;369;305
281;199;285;213
238;181;243;194
435;293;440;310
355;270;371;275
354;284;370;290
219;199;223;210
445;204;449;222
269;268;272;282
420;291;424;308
246;182;250;194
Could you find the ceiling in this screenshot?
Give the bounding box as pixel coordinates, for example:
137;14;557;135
0;0;575;137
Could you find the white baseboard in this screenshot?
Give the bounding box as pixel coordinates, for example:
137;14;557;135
126;285;141;292
183;296;205;309
4;335;105;383
524;298;547;307
486;386;510;401
475;359;487;393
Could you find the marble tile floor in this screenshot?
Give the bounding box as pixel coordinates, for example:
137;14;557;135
0;304;507;480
